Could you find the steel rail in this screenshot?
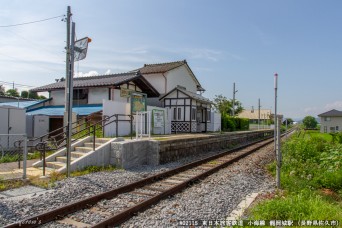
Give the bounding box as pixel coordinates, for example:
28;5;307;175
5;130;294;228
92;139;273;227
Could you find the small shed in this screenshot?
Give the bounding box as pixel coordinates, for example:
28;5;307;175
159;85;212;133
0;106;26;149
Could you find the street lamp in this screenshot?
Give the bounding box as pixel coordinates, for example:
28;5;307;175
232;82;238;116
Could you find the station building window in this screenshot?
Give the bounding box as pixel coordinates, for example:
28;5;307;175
191;108;196;121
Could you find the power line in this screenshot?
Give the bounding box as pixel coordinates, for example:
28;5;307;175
4;29;64;60
0;52;63;73
0;15;65;28
0;80;35;88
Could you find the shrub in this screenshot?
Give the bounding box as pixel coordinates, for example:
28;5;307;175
221;114;236;131
221;115;249;131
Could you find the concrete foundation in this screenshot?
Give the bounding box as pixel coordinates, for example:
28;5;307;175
111;139;159;169
111;130;273;169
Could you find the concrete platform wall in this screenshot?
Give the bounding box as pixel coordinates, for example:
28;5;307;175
112;130;273;169
111;140;159;169
158;130;273;164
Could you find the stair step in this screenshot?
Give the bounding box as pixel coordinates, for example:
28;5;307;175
84;142;103;148
71;151;88;158
95;138;111;143
46;161;65;169
56;156;76;163
75;147;93;152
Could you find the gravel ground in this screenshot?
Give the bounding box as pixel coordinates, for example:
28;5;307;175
120;143;276;228
0;141;275;227
0;146;235;227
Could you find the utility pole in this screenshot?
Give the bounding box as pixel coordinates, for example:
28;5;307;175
258;98;261;130
232;82;238;117
65;6;72;177
274;73;281;189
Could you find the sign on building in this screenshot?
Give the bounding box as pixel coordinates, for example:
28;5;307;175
153;109;164;128
120;88;132;98
131;92;147;114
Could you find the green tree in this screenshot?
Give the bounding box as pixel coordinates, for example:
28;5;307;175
213;94;243;116
283;118;294;125
28;91;39;99
38;95;47;100
21;90;29;98
5;89;19;97
302;116;318;129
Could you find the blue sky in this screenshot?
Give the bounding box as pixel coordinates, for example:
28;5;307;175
1;0;342;119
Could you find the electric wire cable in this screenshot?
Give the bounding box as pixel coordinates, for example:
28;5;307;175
0;15;65;28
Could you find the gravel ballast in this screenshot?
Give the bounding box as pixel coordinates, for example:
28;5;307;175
0;142;276;227
121;143;276;227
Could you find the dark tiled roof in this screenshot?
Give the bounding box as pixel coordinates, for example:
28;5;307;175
318;109;342;117
159;86;212;104
139;60;187;74
138;60;204;92
31;71;160;97
31;72;140;92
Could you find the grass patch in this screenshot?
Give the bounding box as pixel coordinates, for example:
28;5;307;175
1;165;118;191
31;165;118;189
251;190;341;220
0;151;54;163
0;178;28;191
71;165;117;177
208;160;219;165
153;137;171;141
249;130;342;221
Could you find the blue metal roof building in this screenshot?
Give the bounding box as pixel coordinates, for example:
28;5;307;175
26;104;103;116
0;99;51;110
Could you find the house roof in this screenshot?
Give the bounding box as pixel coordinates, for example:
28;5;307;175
30;71;160;97
137;60;205;92
159;86;212;104
0;94;36;101
0;98;51;109
26;104;102;117
139;60;187;74
238;109;272;120
318;109;342;117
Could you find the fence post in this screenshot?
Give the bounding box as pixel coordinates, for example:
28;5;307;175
93;125;96;151
43;143;46;177
39;137;43;160
18;140;22;169
102;118;105;138
23;135;27;179
115;114;118;137
130;115;133;140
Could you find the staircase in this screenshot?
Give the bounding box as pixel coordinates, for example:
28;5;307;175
33;137;115;173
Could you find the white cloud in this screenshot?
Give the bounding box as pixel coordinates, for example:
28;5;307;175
159;47;222;62
324;101;342;110
303;101;342;118
104;69;111;74
304;106;319;113
184;48;221;61
75;71;99;77
252;25;274;46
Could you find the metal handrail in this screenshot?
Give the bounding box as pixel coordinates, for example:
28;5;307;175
28;112;101;146
14;139;24;169
35;113;134;174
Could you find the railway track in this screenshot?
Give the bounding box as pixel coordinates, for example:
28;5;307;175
6;131;293;228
